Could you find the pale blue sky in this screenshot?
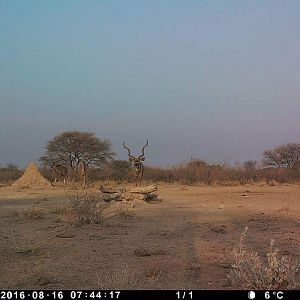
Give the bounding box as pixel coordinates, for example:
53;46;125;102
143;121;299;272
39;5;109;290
1;1;300;167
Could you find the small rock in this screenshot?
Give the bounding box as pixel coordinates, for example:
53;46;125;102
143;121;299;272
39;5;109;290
211;225;226;234
36;275;59;286
144;268;161;277
218;262;231;269
134;248;152;257
241;194;249;198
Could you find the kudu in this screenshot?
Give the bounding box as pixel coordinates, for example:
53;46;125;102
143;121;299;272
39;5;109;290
123;140;149;186
51;162;68;186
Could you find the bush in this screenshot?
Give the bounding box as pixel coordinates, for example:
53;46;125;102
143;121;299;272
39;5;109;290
69;158;300;186
0;165;23;184
144;160;259;185
229;227;299;289
22;206;45;220
66;189;111;226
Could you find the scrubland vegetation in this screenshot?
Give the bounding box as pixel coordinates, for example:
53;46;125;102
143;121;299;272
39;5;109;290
229;228;298;289
2;157;300;186
0;164;23;184
1;132;299;289
1;131;300;186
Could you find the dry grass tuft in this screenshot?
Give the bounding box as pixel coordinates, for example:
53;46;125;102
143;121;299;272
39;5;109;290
49;206;68;215
268;180;279;186
118;204;135;218
8;230;38;255
96;263;160;290
229;227;299;289
7;209;21;218
65;186;136;226
22;205;45;220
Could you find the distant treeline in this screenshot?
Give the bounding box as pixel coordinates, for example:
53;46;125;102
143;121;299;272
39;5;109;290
0;164;23;184
1;159;300;185
2;141;300;185
85;159;300;185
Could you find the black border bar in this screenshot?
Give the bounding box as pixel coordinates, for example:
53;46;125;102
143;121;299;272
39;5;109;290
1;290;299;300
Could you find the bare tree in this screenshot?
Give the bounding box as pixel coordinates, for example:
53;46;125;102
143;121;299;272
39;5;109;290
263;143;300;168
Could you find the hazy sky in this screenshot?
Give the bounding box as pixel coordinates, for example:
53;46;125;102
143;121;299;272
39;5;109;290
1;1;300;168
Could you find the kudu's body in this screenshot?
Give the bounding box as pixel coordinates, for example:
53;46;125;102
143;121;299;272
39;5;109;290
51;162;68;186
123;140;148;186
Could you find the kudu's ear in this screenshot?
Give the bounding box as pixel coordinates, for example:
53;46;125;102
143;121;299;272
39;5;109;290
139;157;145;161
129;157;134;162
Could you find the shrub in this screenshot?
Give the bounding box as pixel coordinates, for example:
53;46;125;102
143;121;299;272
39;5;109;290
66;189;112;226
0;165;23;184
22;206;45;220
72;158;300;186
229;227;299;289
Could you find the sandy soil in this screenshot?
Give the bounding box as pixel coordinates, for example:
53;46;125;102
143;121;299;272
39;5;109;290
0;183;299;289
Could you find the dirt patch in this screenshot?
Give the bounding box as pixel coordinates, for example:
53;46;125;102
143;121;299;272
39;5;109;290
0;183;300;289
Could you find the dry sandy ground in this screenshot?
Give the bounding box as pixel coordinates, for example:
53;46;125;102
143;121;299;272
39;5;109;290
0;183;299;289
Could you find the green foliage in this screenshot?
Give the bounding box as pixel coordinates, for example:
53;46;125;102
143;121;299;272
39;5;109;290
40;131;115;170
110;160;132;181
87;160;132;182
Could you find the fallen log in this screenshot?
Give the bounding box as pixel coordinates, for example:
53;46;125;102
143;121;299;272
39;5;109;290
100;184;159;202
127;184;157;194
121;193;145;201
102;193;122;202
100;185;126;194
120;192;159;202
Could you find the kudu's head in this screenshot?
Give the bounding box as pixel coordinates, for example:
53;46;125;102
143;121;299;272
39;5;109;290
123;140;149;169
